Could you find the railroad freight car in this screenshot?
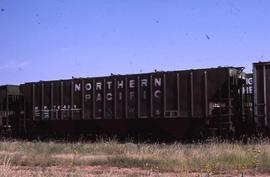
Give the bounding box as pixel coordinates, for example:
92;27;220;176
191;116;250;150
253;62;270;134
19;66;247;139
0;85;23;136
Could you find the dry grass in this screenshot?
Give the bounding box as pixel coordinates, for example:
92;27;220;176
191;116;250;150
1;138;270;176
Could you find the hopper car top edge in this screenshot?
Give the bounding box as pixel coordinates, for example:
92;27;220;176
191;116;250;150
0;85;23;88
21;65;245;85
253;61;270;65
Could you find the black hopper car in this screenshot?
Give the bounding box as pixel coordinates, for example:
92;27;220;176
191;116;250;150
1;61;270;140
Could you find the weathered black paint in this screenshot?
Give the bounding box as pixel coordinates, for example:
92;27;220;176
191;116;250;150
18;66;247;139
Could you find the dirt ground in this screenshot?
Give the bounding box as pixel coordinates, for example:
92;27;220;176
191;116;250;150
1;165;270;177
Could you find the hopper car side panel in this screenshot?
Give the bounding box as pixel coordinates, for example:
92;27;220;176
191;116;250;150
20;67;246;139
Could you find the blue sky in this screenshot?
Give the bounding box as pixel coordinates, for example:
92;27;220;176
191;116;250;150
0;0;269;85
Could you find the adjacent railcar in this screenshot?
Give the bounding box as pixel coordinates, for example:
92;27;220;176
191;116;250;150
253;62;270;133
0;85;22;136
20;66;246;139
